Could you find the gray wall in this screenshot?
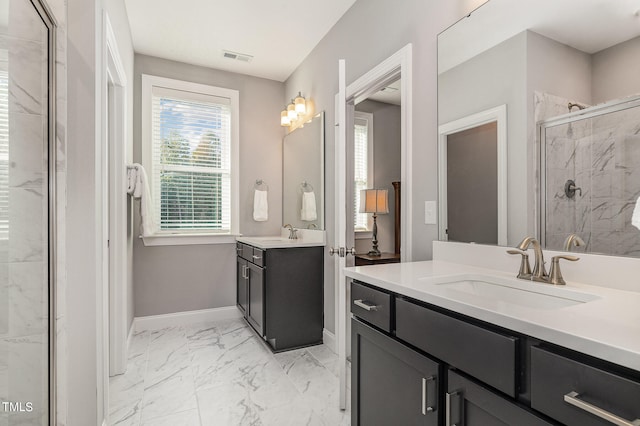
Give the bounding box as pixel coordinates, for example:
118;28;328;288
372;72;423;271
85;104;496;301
592;36;640;104
284;0;473;333
103;0;136;337
355;99;401;254
67;0;100;423
439;31;528;245
133;54;284;317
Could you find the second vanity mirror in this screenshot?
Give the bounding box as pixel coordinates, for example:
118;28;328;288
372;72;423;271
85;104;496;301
283;112;325;230
438;0;640;257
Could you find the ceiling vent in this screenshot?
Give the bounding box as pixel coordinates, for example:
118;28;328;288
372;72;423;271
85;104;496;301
222;50;253;63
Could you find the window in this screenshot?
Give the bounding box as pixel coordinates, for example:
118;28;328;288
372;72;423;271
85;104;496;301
142;75;239;243
354;111;374;232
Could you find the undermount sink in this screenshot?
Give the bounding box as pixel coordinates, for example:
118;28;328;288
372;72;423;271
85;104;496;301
423;274;600;310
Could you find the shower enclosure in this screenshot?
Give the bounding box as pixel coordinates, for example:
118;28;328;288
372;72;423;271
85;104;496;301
540;96;640;257
0;0;57;425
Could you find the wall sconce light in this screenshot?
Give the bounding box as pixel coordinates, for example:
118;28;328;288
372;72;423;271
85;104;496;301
281;92;310;128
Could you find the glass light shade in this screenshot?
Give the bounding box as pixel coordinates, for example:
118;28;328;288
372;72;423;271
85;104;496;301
280;110;291;126
287;103;297;120
359;189;389;214
295;93;306;114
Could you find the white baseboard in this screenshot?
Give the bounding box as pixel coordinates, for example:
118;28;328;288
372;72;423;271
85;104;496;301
323;328;336;354
133;306;242;332
126;322;134;351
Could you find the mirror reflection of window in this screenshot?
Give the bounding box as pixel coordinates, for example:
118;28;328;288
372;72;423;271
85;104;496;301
354;111;373;232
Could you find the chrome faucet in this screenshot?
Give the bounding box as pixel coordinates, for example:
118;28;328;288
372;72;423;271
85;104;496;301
517;237;547;282
563;234;585;252
283;224;298;239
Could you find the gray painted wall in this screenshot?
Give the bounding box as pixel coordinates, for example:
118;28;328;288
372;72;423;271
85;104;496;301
354;99;401;254
284;0;473;333
133;54;284;317
67;0;100;423
103;0;136;337
592;36;640;104
439;31;528;245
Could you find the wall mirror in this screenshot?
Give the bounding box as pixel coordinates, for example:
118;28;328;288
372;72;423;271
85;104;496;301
438;0;640;257
283;112;325;229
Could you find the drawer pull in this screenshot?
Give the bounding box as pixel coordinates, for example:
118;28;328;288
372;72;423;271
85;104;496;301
422;376;436;415
252;255;262;260
445;391;461;426
564;391;640;426
353;299;378;311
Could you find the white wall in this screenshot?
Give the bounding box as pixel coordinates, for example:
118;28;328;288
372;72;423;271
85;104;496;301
284;0;475;333
132;54;284;317
592;36;640;104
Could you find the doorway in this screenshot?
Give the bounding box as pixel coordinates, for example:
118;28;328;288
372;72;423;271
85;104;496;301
334;44;413;409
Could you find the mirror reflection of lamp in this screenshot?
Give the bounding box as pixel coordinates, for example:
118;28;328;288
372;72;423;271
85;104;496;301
359;189;389;256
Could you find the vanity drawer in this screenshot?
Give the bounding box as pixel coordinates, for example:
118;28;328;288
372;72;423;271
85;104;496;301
350;281;392;333
396;297;518;397
531;346;640;426
251;248;265;267
239;243;253;261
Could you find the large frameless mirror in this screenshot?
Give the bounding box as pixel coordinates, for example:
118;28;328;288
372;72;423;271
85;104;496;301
438;0;640;257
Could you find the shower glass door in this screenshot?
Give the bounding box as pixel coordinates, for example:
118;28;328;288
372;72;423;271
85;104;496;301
541;97;640;257
0;0;56;425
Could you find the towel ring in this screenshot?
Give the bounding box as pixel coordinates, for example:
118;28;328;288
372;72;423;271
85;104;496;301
301;181;314;193
255;179;269;191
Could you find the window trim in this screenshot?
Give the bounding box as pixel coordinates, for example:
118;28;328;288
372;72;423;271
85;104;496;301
354;111;374;233
141;74;240;245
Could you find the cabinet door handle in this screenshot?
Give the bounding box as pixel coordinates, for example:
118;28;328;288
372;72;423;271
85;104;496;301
242;265;248;279
564;391;640;426
446;391;462;426
353;299;378;311
422;376;436;415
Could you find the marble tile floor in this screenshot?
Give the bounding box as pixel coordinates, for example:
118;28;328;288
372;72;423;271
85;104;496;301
109;318;350;426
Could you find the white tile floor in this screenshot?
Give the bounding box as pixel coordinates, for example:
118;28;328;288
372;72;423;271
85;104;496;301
109;318;350;426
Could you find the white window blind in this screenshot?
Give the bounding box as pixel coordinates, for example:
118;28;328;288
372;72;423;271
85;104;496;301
354;114;371;231
151;85;232;232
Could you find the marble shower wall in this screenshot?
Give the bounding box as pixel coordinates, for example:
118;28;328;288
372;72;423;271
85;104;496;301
0;0;67;424
540;92;640;256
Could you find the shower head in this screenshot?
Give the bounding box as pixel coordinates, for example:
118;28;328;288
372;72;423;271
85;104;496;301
568;102;587;112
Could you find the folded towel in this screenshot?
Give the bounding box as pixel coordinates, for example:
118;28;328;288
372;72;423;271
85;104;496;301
127;163;156;237
633;196;640;231
301;191;317;221
253;190;268;222
126;165;138;195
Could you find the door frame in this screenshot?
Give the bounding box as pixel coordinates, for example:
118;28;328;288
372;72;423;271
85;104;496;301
336;44;413;409
437;104;508;245
102;12;129;379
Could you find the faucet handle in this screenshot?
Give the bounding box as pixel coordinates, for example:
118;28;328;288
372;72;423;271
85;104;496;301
548;255;579;285
507;249;532;279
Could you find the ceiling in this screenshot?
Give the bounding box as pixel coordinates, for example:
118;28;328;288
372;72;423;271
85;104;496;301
124;0;357;82
367;79;401;106
439;0;640;73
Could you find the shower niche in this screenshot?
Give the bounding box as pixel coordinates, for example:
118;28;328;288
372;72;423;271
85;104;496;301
539;96;640;257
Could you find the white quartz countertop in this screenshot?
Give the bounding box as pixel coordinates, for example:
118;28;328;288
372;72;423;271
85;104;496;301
236;233;325;249
344;260;640;372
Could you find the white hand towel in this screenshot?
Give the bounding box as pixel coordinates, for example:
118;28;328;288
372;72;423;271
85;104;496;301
632;196;640;230
253;190;268;222
301;191;317;221
126;165;138;195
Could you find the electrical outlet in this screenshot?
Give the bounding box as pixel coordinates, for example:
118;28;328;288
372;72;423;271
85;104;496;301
424;201;437;225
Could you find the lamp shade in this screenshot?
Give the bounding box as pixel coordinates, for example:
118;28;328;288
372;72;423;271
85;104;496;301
294;92;306;114
287;103;297;120
359;189;389;214
280;110;291;126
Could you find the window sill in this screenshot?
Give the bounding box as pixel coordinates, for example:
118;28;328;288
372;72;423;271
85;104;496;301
141;233;240;247
355;231;373;240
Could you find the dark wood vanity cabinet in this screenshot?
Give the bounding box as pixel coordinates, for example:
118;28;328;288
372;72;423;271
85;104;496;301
350;280;640;426
236;242;323;352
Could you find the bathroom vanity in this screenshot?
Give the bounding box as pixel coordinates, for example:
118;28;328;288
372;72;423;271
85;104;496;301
236;234;324;352
344;253;640;426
